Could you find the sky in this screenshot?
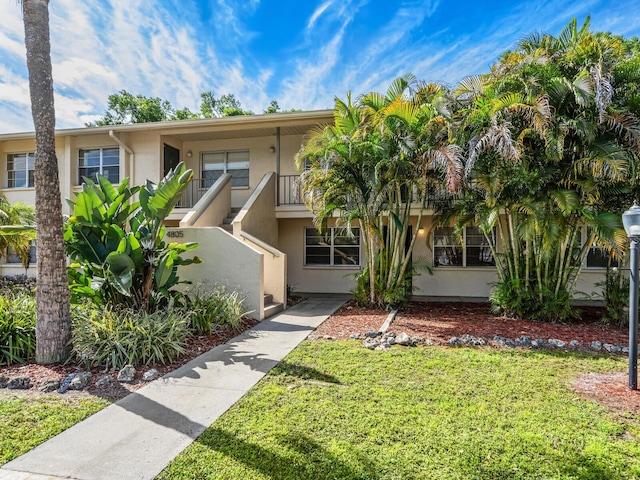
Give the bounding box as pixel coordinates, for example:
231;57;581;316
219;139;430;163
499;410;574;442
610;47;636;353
1;0;640;134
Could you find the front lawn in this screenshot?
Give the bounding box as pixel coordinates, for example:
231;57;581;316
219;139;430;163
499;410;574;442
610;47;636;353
0;394;109;465
159;342;640;480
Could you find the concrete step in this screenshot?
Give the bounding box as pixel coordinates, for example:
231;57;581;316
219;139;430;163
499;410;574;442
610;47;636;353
219;207;241;230
263;293;273;305
264;301;283;318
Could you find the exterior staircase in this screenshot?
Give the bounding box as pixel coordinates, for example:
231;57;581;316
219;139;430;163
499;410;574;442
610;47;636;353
264;293;283;318
219;207;241;232
218;207;284;319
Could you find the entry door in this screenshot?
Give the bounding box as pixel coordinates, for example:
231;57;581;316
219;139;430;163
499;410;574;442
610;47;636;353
163;144;180;176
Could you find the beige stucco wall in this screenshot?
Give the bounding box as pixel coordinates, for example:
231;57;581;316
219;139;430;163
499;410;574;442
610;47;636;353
168;226;265;319
278;217;360;294
183;136;275;208
234;172;286;304
182;133;306;208
180;174;232;228
234;172;278;246
128;131;162;185
0;264;36;278
276;213;609;299
278;134;307;176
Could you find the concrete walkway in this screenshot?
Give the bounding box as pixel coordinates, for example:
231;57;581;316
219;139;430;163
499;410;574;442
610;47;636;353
0;294;348;480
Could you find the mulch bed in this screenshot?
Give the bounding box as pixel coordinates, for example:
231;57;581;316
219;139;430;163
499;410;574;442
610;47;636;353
0;319;258;400
2;300;639;415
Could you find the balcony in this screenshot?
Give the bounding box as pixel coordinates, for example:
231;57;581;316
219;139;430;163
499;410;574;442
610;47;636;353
277;174;457;208
278;175;303;205
180;175;459;211
176;178;216;208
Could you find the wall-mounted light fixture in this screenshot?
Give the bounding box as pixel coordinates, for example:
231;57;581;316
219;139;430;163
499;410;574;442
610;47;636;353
186;150;193;158
269;146;276;154
418;227;425;235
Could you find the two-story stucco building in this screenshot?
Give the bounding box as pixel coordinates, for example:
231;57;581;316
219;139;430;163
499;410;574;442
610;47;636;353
0;110;608;318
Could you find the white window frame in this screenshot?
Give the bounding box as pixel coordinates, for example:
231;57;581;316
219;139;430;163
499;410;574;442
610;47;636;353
304;227;361;267
201;150;250;188
6;152;35;189
78;147;120;184
433;226;495;267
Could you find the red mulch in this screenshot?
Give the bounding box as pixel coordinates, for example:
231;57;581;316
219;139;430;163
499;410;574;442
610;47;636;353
2;300;639;415
314;300;640;415
0;319;258;400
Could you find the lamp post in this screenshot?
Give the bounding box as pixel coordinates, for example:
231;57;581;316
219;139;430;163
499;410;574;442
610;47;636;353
622;203;640;390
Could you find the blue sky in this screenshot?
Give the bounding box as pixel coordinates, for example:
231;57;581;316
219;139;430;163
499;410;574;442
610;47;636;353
1;0;639;134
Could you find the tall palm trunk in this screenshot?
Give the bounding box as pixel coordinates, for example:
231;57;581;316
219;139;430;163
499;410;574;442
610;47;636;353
23;0;71;364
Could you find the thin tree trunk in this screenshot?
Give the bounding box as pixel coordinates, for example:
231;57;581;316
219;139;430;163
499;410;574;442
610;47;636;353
23;0;71;364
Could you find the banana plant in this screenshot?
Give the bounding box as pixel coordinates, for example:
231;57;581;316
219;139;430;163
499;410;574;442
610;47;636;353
64;163;201;312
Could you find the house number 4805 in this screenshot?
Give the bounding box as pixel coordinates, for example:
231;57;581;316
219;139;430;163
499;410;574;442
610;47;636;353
166;230;184;238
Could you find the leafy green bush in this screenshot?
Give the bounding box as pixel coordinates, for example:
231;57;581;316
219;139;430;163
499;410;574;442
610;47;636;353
597;268;629;326
64;163;201;312
71;306;190;370
490;277;577;321
185;285;251;334
0;292;36;365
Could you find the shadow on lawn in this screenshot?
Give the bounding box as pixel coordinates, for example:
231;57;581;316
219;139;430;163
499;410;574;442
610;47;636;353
270;359;342;384
197;427;381;480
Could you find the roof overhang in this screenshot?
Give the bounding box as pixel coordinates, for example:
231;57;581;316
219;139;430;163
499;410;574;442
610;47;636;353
0;109;334;142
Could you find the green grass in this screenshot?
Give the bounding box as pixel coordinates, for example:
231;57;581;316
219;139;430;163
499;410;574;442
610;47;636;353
0;394;109;465
159;343;640;480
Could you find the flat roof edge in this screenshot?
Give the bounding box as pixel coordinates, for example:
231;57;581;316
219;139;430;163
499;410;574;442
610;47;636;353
0;109;334;141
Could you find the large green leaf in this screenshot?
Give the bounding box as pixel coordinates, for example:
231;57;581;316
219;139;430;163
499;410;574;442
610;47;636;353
126;234;145;269
139;163;193;222
106;225;125;253
67;227;108;264
105;252;135;296
72;190;107;224
155;252;176;289
98;173;119;203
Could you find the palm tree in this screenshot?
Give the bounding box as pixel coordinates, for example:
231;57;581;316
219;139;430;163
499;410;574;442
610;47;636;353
297;76;463;306
0;194;36;269
442;17;638;320
22;0;71;363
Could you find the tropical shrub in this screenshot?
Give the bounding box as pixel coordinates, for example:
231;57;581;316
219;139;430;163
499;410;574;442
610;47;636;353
439;18;637;320
185;285;251;334
71;306;190;370
0;291;36;365
64;163;201;312
0;195;35;269
597;267;630;326
296;76;462;308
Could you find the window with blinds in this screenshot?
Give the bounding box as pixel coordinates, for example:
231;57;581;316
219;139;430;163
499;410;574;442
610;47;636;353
201;150;250;188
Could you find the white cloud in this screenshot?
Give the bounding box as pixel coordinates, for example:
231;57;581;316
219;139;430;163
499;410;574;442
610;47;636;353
307;1;333;30
1;0;639;135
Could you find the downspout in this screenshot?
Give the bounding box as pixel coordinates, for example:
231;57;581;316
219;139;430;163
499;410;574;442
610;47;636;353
276;126;281;205
108;130;134;181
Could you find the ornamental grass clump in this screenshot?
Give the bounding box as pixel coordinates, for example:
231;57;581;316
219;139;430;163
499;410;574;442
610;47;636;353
185;285;251;334
71;306;189;371
0;292;36;365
